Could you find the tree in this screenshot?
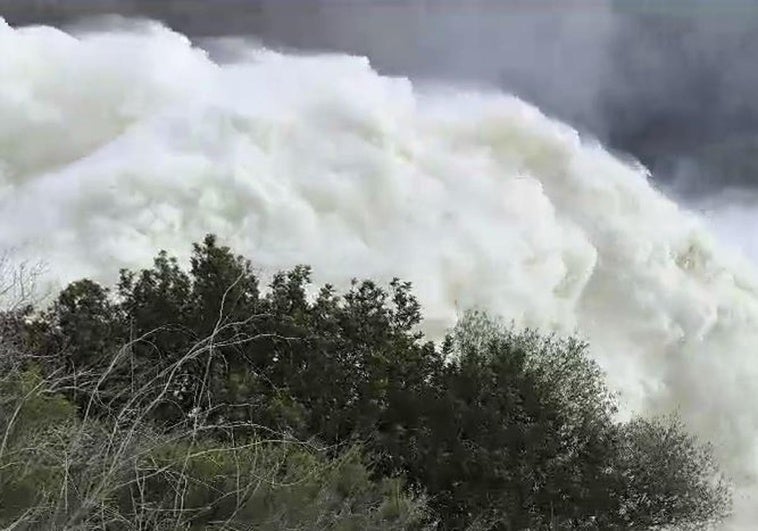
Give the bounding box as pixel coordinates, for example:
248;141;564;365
25;236;732;530
0;328;428;530
408;312;731;529
613;416;732;529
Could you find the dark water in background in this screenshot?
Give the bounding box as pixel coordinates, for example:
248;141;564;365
3;0;758;195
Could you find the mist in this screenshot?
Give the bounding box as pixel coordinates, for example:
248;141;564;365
3;0;758;195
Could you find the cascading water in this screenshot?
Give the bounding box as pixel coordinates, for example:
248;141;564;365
2;18;758;527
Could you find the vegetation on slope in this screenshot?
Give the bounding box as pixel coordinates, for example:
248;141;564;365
0;236;731;529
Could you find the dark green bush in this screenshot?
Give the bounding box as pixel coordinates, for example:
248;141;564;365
0;369;427;530
15;235;731;530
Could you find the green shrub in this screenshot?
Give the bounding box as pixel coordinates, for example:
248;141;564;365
18;236;731;530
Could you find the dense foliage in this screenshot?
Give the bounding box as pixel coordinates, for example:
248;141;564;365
0;316;426;530
0;235;731;529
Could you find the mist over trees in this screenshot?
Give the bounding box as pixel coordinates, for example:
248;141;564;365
0;236;731;529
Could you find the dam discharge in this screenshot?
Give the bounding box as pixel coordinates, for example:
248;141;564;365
2;18;758;526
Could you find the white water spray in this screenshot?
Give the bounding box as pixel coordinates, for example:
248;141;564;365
2;19;758;526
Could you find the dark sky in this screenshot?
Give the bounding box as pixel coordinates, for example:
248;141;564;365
3;0;758;194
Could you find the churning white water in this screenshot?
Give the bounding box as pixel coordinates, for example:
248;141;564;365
2;18;758;526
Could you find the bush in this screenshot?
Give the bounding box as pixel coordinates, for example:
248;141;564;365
422;313;731;529
19;235;731;529
0;368;428;530
613;416;732;529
